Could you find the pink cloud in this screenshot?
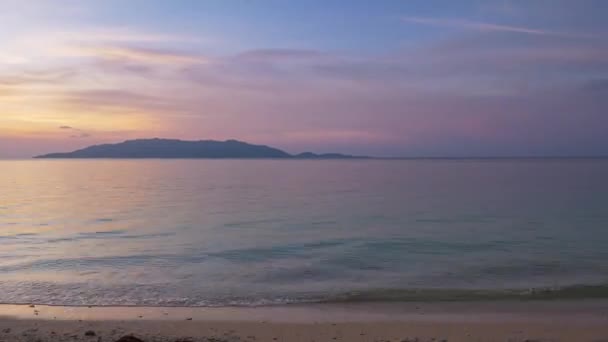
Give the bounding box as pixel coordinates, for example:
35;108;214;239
402;16;570;36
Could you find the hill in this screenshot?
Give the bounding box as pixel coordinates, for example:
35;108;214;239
35;139;367;159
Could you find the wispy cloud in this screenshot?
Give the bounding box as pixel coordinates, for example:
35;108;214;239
70;132;91;139
63;45;211;65
60;89;175;111
43;28;199;44
0;69;76;86
2;27;203;67
0;85;15;97
235;49;326;63
402;16;561;36
56;125;92;139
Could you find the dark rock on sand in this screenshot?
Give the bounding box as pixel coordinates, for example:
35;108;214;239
85;330;96;336
115;336;145;342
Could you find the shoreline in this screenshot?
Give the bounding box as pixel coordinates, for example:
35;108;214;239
1;300;608;341
4;283;608;308
3;299;608;322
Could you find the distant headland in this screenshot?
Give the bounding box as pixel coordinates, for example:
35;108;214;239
34;138;370;159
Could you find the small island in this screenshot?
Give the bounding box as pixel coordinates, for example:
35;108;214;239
34;138;369;159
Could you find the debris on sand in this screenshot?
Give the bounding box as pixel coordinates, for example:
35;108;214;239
115;336;145;342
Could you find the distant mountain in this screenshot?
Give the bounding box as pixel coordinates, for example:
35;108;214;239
34;139;368;159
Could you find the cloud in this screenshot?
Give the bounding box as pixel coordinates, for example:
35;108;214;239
0;69;76;86
1;26;203;67
59;89;180;113
234;49;327;63
92;59;157;77
56;125;92;139
48;28;198;44
402;16;568;36
0;85;15;97
63;45;210;65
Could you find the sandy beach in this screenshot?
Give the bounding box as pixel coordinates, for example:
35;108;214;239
1;300;607;342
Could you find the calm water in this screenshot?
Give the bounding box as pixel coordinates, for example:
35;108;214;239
1;159;608;306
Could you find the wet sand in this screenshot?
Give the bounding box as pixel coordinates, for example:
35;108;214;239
1;300;608;341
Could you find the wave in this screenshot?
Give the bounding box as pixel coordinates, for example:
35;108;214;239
2;283;608;307
322;284;608;303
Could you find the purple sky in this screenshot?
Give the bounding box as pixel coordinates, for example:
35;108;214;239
1;0;607;157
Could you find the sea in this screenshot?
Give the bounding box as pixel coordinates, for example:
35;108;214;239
1;159;608;307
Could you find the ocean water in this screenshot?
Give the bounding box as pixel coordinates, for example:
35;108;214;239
1;159;608;306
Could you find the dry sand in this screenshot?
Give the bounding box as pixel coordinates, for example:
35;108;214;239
1;300;607;342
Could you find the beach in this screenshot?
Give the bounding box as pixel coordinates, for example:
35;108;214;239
1;300;608;342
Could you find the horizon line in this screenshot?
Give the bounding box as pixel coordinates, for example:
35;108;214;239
0;156;607;161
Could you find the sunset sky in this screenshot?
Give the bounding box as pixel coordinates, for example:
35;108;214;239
1;0;607;158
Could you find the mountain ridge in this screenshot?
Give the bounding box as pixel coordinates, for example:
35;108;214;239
34;138;369;159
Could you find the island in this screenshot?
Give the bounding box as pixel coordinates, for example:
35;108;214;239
34;138;369;159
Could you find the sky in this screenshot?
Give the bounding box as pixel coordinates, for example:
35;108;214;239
1;0;607;158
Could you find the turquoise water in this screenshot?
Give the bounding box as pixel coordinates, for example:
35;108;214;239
1;159;608;306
